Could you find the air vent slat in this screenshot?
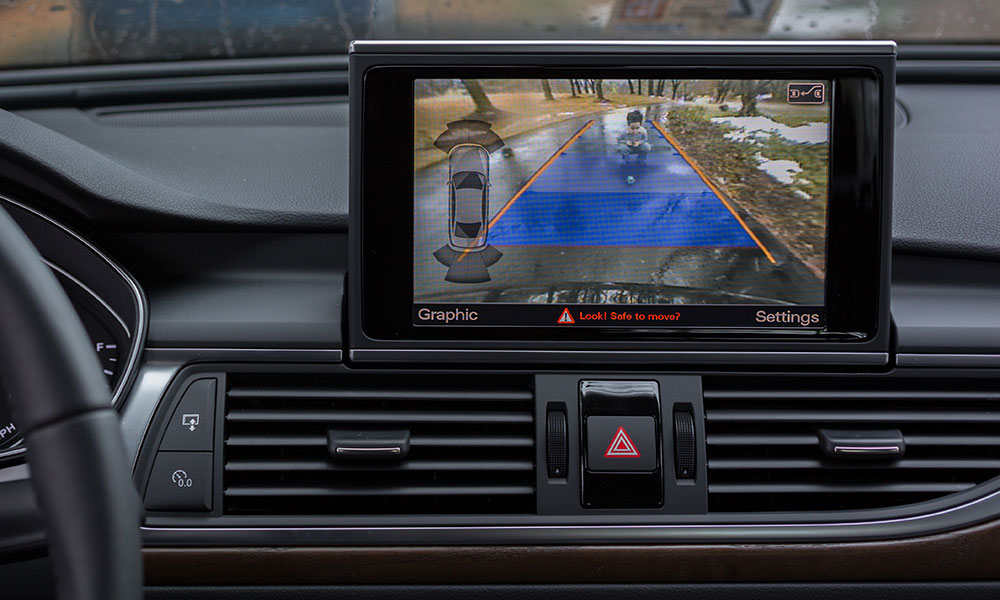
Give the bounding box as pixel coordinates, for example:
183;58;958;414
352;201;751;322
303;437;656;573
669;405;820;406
228;388;532;402
226;409;532;424
705;377;1000;513
226;459;535;472
709;482;976;494
223;373;536;516
707;433;818;446
709;458;1000;470
704;390;1000;400
226;434;326;447
226;434;535;448
705;409;1000;423
906;434;1000;446
707;433;1000;447
411;434;535;447
226;485;535;498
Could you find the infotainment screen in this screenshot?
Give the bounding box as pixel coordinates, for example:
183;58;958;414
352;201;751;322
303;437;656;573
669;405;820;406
351;41;893;355
412;78;830;329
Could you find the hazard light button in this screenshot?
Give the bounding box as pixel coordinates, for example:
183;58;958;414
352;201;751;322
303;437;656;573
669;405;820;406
586;416;657;472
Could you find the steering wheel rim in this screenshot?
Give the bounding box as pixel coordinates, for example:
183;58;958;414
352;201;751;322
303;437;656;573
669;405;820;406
0;207;142;599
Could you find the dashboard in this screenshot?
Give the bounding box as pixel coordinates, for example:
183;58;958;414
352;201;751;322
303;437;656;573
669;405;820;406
2;41;1000;599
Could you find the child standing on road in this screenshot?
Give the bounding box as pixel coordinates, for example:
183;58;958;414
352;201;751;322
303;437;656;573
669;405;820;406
617;109;651;165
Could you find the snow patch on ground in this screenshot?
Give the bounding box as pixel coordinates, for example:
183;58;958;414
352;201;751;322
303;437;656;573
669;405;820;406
751;153;814;199
711;116;828;144
753;153;802;185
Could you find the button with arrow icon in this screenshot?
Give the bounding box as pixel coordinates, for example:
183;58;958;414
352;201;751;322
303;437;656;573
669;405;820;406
159;378;217;452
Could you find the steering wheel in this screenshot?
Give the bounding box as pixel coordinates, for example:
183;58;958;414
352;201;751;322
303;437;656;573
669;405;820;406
0;207;142;599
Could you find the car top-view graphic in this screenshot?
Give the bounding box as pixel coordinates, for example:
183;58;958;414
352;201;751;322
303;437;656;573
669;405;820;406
432;119;505;283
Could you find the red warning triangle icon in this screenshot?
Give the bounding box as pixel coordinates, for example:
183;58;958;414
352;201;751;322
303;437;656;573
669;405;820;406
557;307;575;324
604;426;641;458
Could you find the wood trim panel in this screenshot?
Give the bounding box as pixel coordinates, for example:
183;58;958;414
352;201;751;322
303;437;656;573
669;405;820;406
144;520;1000;585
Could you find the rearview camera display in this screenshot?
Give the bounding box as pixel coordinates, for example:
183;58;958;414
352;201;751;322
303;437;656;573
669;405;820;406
413;77;830;328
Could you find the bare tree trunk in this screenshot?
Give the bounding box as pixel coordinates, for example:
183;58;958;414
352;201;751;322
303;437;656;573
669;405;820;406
594;79;606;102
739;92;758;115
714;80;732;103
648;79;655;96
737;80;767;116
627;79;635;94
462;79;499;115
670;79;682;99
657;79;666;97
541;79;555;101
569;79;578;97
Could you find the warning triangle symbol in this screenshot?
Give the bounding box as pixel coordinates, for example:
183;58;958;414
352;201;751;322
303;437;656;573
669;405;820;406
557;307;575;324
604;426;640;458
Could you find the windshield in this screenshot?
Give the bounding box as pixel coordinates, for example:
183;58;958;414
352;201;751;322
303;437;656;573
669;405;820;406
0;0;996;70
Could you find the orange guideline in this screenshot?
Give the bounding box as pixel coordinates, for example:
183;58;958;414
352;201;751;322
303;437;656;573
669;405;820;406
457;119;596;262
649;120;776;264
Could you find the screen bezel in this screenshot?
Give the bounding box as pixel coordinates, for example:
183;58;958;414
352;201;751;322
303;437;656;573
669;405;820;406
357;64;884;345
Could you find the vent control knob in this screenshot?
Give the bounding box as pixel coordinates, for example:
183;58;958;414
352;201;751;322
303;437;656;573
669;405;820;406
818;429;905;460
547;408;568;478
674;409;696;479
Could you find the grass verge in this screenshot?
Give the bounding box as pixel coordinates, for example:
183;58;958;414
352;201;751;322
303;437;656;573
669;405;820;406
666;105;828;277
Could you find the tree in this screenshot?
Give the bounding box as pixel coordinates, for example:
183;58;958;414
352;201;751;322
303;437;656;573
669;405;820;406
714;80;733;103
540;79;555;101
657;79;666;97
627;79;635;94
594;79;606;102
462;79;499;116
670;79;683;99
737;80;772;116
648;79;655;96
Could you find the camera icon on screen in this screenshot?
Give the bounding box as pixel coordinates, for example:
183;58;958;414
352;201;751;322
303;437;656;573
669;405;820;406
787;82;826;104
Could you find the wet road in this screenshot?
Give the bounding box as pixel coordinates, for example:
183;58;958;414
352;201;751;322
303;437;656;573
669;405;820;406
488;112;758;248
414;105;823;305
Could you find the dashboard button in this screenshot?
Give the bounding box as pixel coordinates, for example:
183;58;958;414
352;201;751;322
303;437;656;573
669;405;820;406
144;452;213;511
159;378;216;452
586;416;657;473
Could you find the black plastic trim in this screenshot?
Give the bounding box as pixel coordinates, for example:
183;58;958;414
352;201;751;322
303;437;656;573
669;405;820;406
137;583;1000;600
896;45;1000;60
350;41;896;55
896;61;1000;83
351;349;889;366
0;56;348;86
146;348;342;363
0;56;349;110
897;354;1000;368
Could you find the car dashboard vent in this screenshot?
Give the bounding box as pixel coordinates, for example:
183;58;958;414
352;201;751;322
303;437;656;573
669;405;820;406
704;377;1000;513
223;373;535;515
